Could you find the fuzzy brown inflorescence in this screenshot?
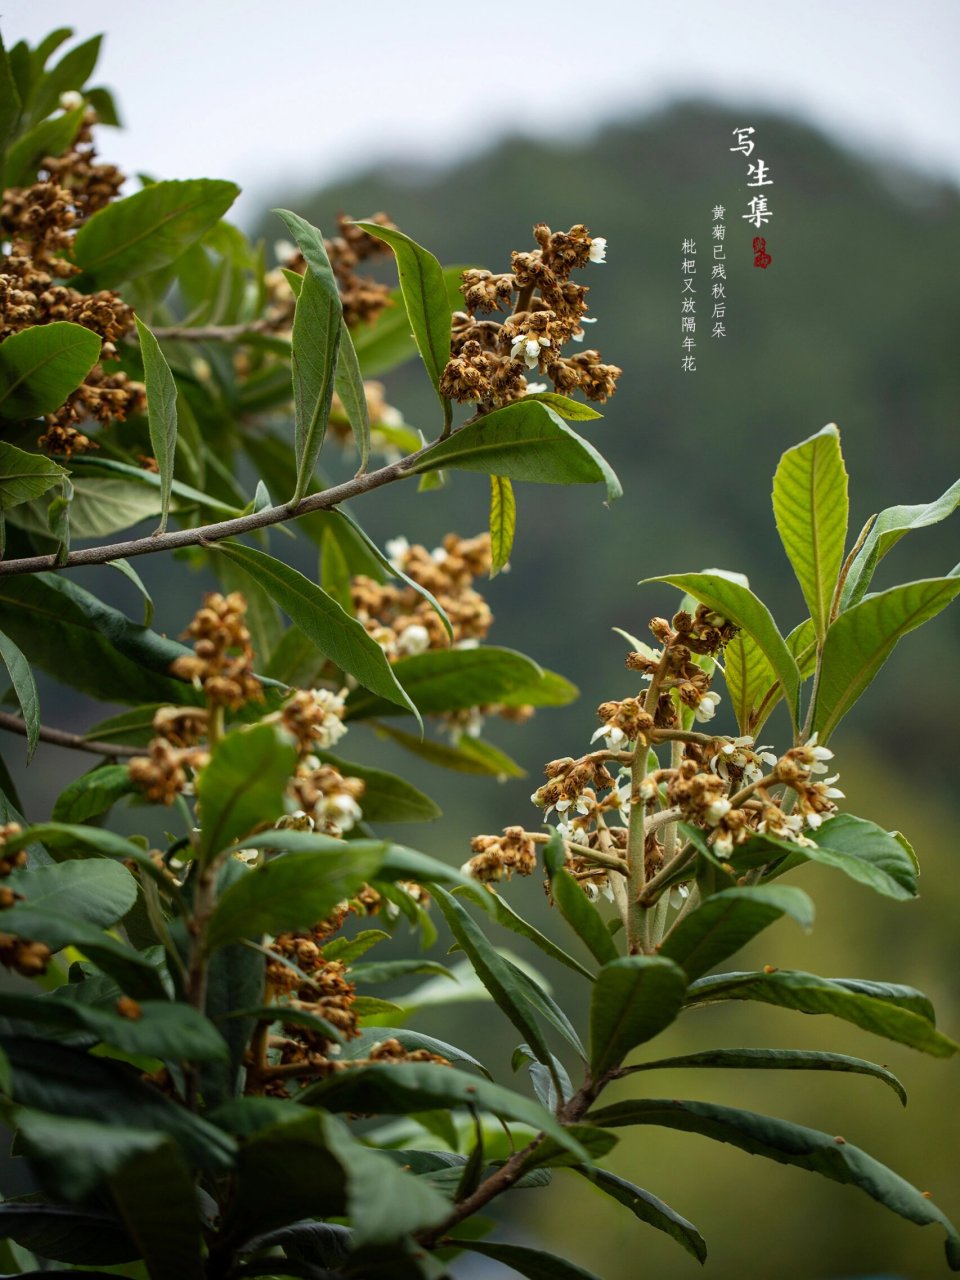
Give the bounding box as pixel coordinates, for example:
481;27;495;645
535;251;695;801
440;222;621;411
0;109;145;458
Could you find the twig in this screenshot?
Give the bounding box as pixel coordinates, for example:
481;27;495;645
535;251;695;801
0;445;433;578
0;710;140;757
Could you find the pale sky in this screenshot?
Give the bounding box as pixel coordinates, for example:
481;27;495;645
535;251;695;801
2;1;958;224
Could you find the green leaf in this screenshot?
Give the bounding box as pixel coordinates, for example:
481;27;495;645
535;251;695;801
842;477;960;610
0;626;38;761
687;969;958;1056
0;33;21;157
543;831;619;966
522;391;603;420
14;1109;167;1202
0;992;227;1063
26;33;100;125
577;1167;707;1264
585;1097;960;1270
69;454;240;516
215;541;421;726
0;322;101;419
6;856;137;927
353;267;465;378
196;723;297;865
50;762;135;824
134;317;178;534
814;575;960;742
1;1038;235;1171
411;400;622;504
353;221;453;428
0;1202;136;1267
456;1240;603;1279
73;178;240;288
0;440;67;509
722;629;774;736
299;1061;589;1163
433;886;568;1085
345;645;544;720
107;1141;205;1280
489;475;516;577
108;557;155;628
0;572;194;705
320;522;353;614
644;571;800;726
775;814;919;900
659;884;815;981
206;841;386;951
589;956;688;1078
373;720;526;778
2;105;83;188
621;1047;907;1105
335;324;371;473
457;882;593;980
772;425;849;643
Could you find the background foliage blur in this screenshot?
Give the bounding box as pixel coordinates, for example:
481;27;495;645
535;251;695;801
6;95;959;1278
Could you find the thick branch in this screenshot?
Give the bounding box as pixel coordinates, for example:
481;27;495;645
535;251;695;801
0;448;430;578
0;710;140;757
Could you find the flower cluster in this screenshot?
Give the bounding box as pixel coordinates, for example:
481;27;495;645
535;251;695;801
440;222;621;410
287;759;365;838
0;105;145;457
170;592;264;710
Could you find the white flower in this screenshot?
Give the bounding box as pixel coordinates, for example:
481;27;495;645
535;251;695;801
588;237;607;264
385;536;410;569
523;382;548;395
274;238;297;263
59;90;84;112
396;624;431;656
455;637;480;650
583;881;600;902
431;546;448;564
802;732;835;774
590;723;627;749
510;332;551;369
669;882;690;909
695;691;722;723
713;830;735;857
379;404;404;428
307;687;349;749
704;797;732;826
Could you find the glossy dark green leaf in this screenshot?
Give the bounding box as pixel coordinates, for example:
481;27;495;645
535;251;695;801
215;541;420;725
543;831;619;966
658;885;814;981
585;1097;960;1270
3;105;84;188
489;474;516;577
299;1061;588;1162
621;1047;907;1105
0;1038;236;1171
577;1167;707;1264
7;856;137;927
345;645;543;720
433;887;573;1083
0;572;194;705
134;317;178;533
814;575;960;742
51;764;135;823
456;1240;603;1279
783;814;919;900
0;322;101;419
0;1203;136;1267
589;956;688;1078
312;751;440;823
14;1109;168;1202
772;425;849;643
372;721;527;778
411;399;621;503
352;221;453;428
206;841;385;951
0;626;38;761
73;178;240;288
107;1141;205;1280
0;992;226;1062
841;477;960;610
0;442;67;513
457;882;593;980
196;723;297;864
687;969;958;1056
644;571;800;726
